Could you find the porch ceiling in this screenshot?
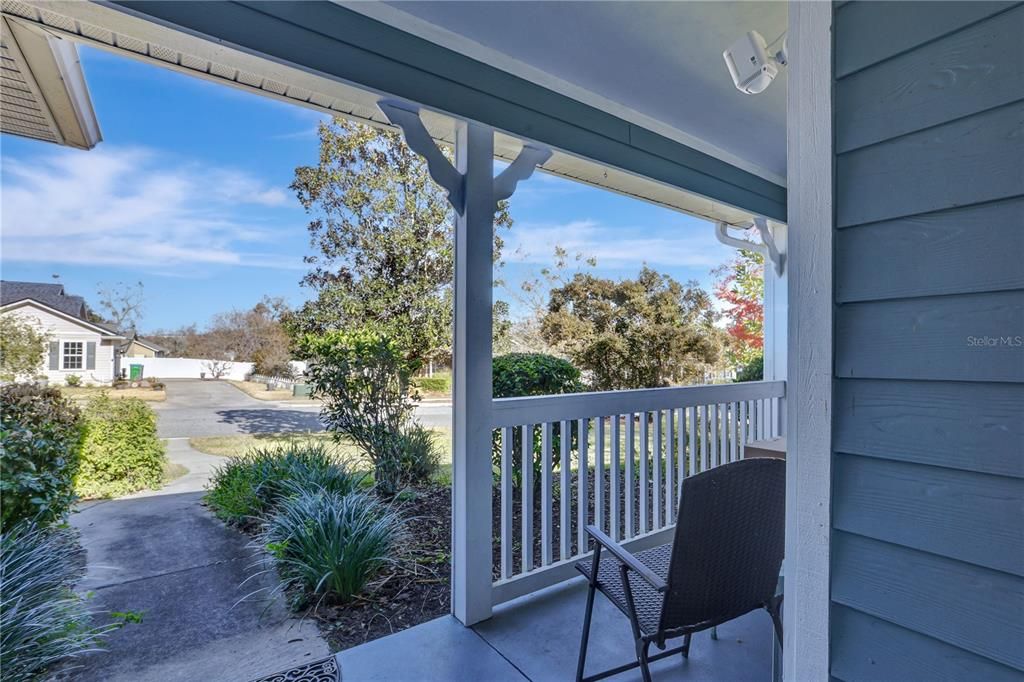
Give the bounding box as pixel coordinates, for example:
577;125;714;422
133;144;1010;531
349;0;789;185
1;0;777;226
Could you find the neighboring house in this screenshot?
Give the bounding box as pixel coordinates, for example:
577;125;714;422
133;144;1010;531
122;332;168;358
0;281;123;385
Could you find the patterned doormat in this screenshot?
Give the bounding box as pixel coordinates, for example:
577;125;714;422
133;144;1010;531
249;655;340;682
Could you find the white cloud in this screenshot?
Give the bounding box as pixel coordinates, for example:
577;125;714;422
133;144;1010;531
1;146;299;269
504;218;733;270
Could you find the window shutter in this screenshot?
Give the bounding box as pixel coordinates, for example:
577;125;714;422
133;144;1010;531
86;342;96;370
49;342;59;370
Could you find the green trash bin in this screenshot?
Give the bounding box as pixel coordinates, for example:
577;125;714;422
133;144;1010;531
129;364;144;381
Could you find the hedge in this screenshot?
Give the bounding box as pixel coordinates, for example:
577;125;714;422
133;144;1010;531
0;384;83;531
75;394;166;499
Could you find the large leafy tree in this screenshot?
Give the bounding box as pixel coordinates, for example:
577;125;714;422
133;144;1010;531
288;118;513;364
540;267;723;390
0;314;49;380
712;248;764;366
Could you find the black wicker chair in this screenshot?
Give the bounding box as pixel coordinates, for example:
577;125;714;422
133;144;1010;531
575;457;785;682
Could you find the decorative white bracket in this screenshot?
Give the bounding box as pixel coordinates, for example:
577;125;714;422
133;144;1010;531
715;216;785;276
377;99;552;216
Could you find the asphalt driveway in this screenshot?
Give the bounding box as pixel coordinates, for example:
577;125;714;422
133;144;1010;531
154;379;325;438
154;379;451;438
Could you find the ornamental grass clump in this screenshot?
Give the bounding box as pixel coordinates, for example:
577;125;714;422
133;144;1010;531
257;484;405;605
0;522;113;681
205;443;364;525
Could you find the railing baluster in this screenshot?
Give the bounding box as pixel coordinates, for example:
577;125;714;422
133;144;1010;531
719;402;729;465
653;410;663;529
639;412;649;534
625;414;635;538
709;404;719;469
541;422;553;566
740;400;748;458
610;415;621;541
665;409;674;524
559;420;570;560
521;424;533;573
758;398;765;440
577;418;589;554
500;427;513;579
730;402;739;462
676;407;686;497
595;416;605;536
699;404;709;471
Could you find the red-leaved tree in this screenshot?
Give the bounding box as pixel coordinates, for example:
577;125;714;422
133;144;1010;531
712;248;764;366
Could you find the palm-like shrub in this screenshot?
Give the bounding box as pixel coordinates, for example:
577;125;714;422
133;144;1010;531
258;485;405;604
206;443;364;525
0;522;112;681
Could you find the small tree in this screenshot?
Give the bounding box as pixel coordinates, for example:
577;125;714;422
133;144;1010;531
712;248;764;366
202;359;232;379
0;314;49;380
93;281;145;332
298;328;426;496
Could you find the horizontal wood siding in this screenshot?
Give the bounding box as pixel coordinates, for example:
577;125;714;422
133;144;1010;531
835;199;1024;302
832;3;1024;678
831;604;1024;682
833;379;1024;479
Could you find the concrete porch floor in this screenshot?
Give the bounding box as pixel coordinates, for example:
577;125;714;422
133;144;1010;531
336;577;776;681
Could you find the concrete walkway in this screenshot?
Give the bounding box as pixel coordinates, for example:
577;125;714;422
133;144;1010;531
68;437;330;681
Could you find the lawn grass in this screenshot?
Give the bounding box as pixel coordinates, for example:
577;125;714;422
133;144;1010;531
228;380;312;402
161;460;189;483
190;428;454;469
60;386;166;402
414;371;451;399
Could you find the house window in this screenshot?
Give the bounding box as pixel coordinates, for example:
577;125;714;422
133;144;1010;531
62;342;83;370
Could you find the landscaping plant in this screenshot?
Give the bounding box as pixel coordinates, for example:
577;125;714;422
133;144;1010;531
75;394;166;499
491;353;582;489
0;384;83;532
257;485;405;604
0;521;113;681
205;443;365;526
0;315;48;382
64;374;82;387
299;329;436;495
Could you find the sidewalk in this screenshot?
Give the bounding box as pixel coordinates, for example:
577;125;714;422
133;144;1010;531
67;441;329;682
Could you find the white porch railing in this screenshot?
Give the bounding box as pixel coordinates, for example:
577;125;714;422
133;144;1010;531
489;380;785;605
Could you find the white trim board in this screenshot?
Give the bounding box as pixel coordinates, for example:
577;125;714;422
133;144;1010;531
784;2;833;680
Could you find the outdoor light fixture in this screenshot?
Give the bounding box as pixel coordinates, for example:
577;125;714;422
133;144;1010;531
723;30;788;95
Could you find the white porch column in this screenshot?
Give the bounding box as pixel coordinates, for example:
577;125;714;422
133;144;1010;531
451;120;495;626
785;1;834;679
763;222;788;436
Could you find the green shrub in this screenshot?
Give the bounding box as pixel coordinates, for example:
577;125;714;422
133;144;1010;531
0;315;48;381
205;443;364;525
258;486;405;604
734;352;764;383
0;384;83;532
75;394;165;499
0;521;113;681
491;353;582;489
394;424;441;485
415;374;450;394
299;329;423;496
64;374;82;388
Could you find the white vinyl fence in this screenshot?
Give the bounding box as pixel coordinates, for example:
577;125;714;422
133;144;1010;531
120;357;305;382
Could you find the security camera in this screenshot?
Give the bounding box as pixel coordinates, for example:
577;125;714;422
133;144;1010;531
723;31;787;95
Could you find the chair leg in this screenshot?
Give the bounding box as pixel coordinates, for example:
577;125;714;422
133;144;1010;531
637;640;653;682
767;597;783;648
576;581;598;682
710;625;718;640
681;633;692;658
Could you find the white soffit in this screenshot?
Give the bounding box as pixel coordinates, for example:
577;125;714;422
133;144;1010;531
347;0;788;186
0;0;756;226
1;14;100;149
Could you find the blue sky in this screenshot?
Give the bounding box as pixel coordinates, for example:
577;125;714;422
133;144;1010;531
1;46;734;331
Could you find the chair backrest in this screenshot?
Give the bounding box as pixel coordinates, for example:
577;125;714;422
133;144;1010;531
658;457;785;634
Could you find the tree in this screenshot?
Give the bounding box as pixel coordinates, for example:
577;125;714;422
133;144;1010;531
503;245;596;354
287;118;513;364
0;314;49;380
712;248;764;366
94;281;145;332
145;298;292;370
540;267;723;390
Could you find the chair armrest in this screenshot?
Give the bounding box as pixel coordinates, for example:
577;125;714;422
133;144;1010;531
585;525;667;592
